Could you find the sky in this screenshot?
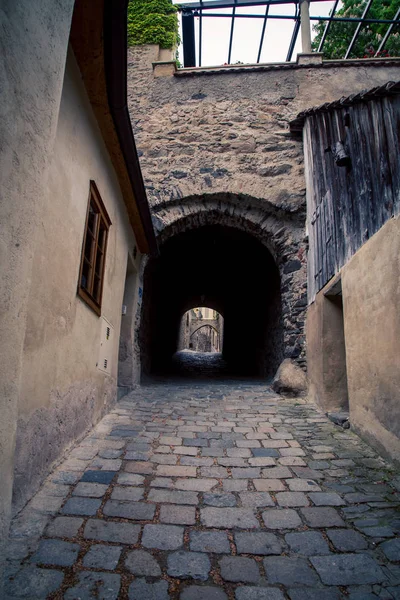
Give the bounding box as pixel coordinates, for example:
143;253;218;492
174;0;339;66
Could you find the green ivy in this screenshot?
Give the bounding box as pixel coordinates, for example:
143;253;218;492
127;0;180;49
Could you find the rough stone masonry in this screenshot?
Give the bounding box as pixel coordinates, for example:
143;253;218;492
127;46;400;368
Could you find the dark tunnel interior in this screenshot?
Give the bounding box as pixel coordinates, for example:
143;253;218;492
139;225;283;380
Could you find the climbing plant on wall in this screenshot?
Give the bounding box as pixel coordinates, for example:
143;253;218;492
127;0;180;49
312;0;400;59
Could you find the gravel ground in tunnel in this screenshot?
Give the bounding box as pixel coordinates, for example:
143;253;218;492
5;366;400;599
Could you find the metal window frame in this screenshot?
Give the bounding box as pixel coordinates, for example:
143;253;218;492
178;0;400;67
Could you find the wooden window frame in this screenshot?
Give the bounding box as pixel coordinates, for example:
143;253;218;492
78;181;112;316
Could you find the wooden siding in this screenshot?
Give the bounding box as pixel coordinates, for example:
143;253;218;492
305;95;400;303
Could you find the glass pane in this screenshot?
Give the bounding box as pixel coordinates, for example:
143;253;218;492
98;221;107;251
93;274;101;303
81;260;92;292
95;247;103;278
88;203;98;235
84;235;95;264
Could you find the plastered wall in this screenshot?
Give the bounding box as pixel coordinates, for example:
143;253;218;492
12;48;142;513
0;0;75;579
342;216;400;464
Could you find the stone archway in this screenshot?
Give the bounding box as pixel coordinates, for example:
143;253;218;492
139;194;307;379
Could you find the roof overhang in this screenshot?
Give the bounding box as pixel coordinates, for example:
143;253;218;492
70;0;158;256
290;80;400;133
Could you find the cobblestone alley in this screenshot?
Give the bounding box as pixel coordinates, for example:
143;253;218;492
5;380;400;599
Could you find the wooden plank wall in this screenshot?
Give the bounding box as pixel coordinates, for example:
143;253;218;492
305;95;400;304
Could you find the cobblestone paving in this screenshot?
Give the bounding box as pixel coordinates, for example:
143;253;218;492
5;382;400;599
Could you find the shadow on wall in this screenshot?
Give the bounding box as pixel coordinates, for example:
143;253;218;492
139;224;283;379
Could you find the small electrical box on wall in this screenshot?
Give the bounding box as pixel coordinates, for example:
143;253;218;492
97;317;113;374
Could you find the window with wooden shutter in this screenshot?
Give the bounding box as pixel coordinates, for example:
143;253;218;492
78;181;111;315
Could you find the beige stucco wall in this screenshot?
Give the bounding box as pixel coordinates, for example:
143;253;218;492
0;0;75;580
341;216;400;464
306;283;349;413
12;48;142;512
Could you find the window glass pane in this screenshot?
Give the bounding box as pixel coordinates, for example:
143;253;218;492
88;204;98;235
84;235;95;264
81;260;92;292
98;221;107;250
95;247;103;278
93;274;101;303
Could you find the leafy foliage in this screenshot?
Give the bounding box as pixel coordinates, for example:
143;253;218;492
127;0;180;49
312;0;400;59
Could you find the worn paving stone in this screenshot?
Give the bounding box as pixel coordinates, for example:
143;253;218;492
252;448;280;458
61;497;102;516
253;479;286;492
125;460;154;474
223;479;249;491
308;492;345;506
232;467;262;478
287;588;341;600
117;472;145;486
64;571;120;599
111;486;144;501
73;482;109;497
285;531;331;555
190;530;231;554
380;538;400;561
148;488;198;505
125;550;161;576
160;504;196;524
103;500;155;520
300;507;345;528
310;554;387;585
152;454;178;465
262;508;302;529
200;466;228;478
235;588;286;600
181;586;228;599
181;456;214;466
235;532;282;555
150;476;175;488
201;507;259;529
326;528;368;551
31;539;80;567
204;492;237;507
129;579;169;600
276;492;308;507
5;566;64;598
167;550;211;581
84;519;140;544
264;556;320;586
45;516;83;539
82;544;122;570
175;478;218;491
220;556;260;583
142;524;184;550
262;467;292;479
156;465;197;477
286;479;322;492
80;470;115;484
239;492;274;508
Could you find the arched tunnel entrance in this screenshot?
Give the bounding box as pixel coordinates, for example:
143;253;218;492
140;224;284;379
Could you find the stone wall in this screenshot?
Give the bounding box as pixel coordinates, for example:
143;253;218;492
127;47;400;370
